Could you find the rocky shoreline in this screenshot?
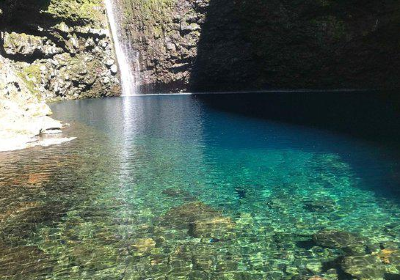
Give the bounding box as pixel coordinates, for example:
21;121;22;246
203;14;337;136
0;0;120;152
0;55;72;152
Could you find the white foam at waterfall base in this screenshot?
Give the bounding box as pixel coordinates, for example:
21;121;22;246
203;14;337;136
105;0;137;96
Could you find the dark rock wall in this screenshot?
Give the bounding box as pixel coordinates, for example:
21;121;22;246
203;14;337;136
121;0;209;93
122;0;400;93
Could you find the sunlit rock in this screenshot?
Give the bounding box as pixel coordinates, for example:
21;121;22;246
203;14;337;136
3;32;63;58
341;255;385;280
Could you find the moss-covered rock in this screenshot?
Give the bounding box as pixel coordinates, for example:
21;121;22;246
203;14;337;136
1;0;120;101
46;0;106;26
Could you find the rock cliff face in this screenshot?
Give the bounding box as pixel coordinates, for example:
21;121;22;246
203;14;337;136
0;0;119;151
121;0;400;92
121;0;209;93
1;0;120;100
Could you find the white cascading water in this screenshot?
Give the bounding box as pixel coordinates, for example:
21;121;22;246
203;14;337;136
104;0;137;96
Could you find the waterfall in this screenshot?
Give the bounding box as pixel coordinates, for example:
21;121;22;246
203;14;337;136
104;0;137;96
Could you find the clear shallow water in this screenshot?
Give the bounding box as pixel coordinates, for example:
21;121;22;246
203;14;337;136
0;94;399;279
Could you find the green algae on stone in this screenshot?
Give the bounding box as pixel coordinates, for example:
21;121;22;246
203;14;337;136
46;0;106;27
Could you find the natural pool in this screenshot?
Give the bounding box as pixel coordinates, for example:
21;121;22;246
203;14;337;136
0;93;399;279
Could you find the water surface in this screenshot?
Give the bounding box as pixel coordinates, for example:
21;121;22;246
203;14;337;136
0;93;399;279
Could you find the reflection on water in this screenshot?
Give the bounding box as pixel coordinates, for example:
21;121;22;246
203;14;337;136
0;94;399;279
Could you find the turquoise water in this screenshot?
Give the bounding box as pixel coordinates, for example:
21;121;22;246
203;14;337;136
0;94;399;279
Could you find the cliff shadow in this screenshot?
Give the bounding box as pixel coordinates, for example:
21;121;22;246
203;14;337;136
195;90;400;201
189;0;400;92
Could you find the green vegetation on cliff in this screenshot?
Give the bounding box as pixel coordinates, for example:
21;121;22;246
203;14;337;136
46;0;105;26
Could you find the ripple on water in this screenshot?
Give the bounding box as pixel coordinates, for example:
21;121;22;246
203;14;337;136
0;96;399;279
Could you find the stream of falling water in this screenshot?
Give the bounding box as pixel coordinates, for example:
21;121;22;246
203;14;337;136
104;0;138;96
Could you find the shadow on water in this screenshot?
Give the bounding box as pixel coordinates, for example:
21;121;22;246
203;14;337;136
195;90;400;200
195;90;400;145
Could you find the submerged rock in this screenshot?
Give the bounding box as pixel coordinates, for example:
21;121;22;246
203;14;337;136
162;201;220;228
303;199;336;213
308;277;327;280
189;216;235;239
132;238;156;256
376;248;399;265
161;188;195;201
341;255;385;279
27;173;50;185
0;243;54;279
161;201;236;240
313;230;366;254
306;262;323;274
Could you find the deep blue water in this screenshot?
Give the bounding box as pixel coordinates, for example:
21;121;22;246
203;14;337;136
0;93;399;279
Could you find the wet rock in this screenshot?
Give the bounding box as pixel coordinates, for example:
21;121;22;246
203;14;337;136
375;249;399;265
341;255;385;279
